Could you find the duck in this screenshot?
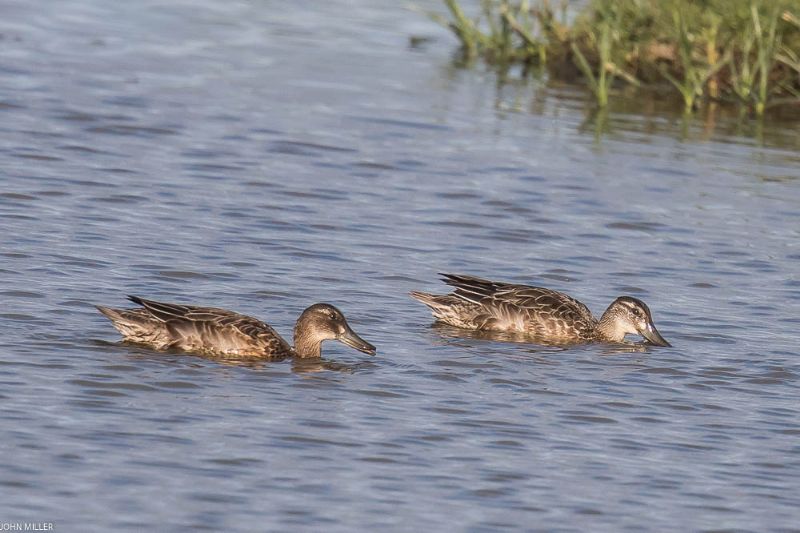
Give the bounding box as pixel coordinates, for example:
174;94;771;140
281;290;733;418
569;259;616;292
96;295;376;359
410;273;671;346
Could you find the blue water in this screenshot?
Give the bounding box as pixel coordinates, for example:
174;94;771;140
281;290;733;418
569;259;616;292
1;0;799;531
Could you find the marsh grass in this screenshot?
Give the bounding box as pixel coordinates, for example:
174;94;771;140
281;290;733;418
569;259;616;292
569;11;620;108
660;12;729;113
777;11;800;90
427;0;800;115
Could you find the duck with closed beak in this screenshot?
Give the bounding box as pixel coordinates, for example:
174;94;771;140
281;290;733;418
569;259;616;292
97;296;376;359
410;273;670;347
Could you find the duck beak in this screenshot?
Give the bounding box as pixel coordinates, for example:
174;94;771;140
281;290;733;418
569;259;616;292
337;324;376;355
640;322;671;347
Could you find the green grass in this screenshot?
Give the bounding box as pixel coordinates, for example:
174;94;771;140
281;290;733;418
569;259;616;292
426;0;800;115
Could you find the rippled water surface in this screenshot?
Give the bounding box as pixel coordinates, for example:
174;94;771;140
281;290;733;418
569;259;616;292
2;1;800;531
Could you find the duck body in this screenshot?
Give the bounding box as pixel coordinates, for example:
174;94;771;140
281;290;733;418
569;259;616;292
97;296;376;359
410;273;670;346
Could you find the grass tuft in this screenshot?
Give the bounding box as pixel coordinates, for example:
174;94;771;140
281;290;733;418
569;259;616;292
426;0;800;114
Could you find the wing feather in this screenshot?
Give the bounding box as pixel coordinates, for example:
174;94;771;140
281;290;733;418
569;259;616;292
127;296;292;357
437;273;596;334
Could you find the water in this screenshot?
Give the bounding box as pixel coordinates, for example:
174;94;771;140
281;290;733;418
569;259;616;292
1;1;799;531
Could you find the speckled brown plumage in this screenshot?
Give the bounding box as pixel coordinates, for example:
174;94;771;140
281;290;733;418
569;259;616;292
410;273;670;346
97;296;376;359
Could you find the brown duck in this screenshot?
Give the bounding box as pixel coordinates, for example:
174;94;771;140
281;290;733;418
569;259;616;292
410;273;670;346
97;296;376;358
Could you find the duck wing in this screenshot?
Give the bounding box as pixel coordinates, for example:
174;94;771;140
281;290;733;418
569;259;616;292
439;273;596;331
128;296;293;358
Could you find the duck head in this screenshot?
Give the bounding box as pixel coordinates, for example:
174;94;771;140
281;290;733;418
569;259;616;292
597;296;671;346
293;303;376;358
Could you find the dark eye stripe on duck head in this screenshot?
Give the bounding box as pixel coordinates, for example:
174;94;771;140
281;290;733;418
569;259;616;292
614;296;652;319
326;305;376;355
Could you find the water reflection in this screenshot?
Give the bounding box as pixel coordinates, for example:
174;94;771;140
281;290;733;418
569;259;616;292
597;342;652;355
456;61;800;151
291;358;374;374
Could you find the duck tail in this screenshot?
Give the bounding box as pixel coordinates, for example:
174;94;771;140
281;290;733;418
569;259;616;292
409;291;439;308
96;305;159;340
410;290;483;329
96;305;125;325
409;291;463;320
